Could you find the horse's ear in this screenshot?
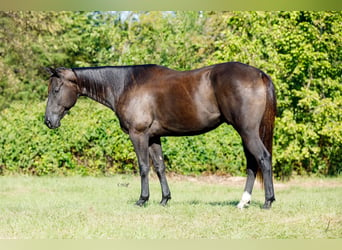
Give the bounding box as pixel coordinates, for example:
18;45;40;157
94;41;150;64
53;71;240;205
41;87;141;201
46;67;57;77
58;68;77;83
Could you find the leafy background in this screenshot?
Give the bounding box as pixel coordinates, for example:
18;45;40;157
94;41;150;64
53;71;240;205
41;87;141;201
0;11;341;179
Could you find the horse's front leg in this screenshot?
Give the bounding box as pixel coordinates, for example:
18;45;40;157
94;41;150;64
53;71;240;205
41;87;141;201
149;137;171;206
130;131;150;206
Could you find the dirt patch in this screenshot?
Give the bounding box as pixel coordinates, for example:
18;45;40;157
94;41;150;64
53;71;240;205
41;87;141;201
277;177;342;189
161;173;342;189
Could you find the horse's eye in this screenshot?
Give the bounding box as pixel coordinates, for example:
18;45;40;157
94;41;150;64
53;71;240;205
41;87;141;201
54;86;61;94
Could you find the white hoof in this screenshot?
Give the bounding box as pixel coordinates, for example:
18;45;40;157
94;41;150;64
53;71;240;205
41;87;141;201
237;191;251;209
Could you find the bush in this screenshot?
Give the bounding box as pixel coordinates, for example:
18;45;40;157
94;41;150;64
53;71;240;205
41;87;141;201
0;100;246;176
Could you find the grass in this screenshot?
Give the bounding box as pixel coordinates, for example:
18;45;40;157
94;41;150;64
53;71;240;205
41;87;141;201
0;174;341;239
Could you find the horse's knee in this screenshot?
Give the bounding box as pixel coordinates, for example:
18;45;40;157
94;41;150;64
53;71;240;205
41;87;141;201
139;164;150;177
154;164;165;175
152;159;165;175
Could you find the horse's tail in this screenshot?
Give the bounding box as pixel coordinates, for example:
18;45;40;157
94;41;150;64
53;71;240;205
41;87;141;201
257;73;277;184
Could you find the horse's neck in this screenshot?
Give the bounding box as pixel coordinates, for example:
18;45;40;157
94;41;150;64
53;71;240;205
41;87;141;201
82;88;116;111
76;67;127;112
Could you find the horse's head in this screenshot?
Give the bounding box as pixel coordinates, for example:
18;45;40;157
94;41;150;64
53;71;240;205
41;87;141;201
45;67;78;129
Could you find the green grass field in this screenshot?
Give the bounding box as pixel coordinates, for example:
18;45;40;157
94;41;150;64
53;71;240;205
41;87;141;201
0;175;341;239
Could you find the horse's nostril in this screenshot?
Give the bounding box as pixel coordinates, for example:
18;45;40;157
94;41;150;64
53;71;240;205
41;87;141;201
45;118;51;128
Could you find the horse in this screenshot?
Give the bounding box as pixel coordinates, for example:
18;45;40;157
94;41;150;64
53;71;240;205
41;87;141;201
44;62;277;209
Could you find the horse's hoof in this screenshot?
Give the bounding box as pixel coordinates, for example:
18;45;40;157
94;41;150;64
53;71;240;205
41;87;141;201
262;200;274;209
237;191;251;209
135;198;148;207
237;200;250;209
160;196;171;206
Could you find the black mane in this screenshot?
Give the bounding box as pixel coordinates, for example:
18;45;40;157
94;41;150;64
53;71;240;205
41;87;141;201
72;65;157;104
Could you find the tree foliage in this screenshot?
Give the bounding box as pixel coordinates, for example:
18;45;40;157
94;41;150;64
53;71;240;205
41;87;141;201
0;11;341;178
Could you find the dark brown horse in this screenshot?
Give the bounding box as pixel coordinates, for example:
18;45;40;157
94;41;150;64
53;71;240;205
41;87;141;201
45;62;276;209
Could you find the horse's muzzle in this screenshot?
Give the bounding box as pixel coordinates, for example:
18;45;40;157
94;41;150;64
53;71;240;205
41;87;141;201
44;117;60;129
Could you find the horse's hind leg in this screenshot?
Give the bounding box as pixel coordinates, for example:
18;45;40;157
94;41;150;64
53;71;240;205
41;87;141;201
149;137;171;206
237;145;258;209
240;132;275;209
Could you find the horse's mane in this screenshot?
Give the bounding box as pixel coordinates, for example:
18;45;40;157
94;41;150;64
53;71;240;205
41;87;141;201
72;67;116;99
72;65;160;99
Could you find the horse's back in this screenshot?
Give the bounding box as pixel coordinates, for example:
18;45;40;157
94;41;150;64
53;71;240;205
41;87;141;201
118;64;221;135
117;62;270;136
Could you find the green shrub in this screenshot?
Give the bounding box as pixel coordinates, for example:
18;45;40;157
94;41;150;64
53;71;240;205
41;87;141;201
0;100;246;176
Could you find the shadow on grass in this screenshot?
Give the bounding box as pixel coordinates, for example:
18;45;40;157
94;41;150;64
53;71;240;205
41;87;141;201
127;198;264;208
184;200;239;207
186;199;264;208
207;200;240;207
210;200;264;208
